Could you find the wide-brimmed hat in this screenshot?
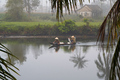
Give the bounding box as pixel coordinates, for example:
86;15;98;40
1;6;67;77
55;37;59;40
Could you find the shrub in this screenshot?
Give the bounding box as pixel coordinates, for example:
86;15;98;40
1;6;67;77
58;20;77;33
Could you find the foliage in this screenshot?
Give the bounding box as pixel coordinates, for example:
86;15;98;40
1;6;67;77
0;21;99;36
109;37;120;80
51;0;86;21
83;18;89;26
0;43;19;80
0;12;104;22
4;0;40;21
96;0;120;80
23;0;40;15
5;0;25;21
0;21;101;27
30;13;104;22
0;14;5;21
57;20;76;33
97;0;120;45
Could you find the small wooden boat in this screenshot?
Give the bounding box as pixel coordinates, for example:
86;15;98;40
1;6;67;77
50;42;76;46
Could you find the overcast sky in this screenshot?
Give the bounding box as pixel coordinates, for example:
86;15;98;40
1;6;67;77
0;0;6;7
0;0;93;7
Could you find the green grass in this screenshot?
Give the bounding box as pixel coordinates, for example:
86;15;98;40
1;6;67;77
0;21;102;27
76;22;102;27
0;21;57;26
76;22;86;26
89;22;102;26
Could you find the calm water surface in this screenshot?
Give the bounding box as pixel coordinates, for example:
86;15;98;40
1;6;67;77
0;38;114;80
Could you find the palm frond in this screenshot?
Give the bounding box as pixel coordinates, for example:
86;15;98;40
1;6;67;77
0;57;19;71
0;43;18;59
0;74;9;80
51;0;85;21
0;42;19;80
97;0;120;49
0;65;17;80
109;37;120;80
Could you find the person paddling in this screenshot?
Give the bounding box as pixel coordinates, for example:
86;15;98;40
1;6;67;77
68;36;76;44
53;37;60;45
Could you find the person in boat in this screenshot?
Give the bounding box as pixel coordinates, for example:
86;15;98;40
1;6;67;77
53;37;60;45
68;36;76;44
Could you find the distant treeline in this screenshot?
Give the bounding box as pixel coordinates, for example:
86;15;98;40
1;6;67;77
0;13;104;22
0;20;99;36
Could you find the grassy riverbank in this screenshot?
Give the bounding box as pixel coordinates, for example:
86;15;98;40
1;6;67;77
0;21;101;27
0;21;56;26
0;20;100;36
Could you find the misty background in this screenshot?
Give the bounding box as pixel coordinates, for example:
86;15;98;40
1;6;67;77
0;0;116;16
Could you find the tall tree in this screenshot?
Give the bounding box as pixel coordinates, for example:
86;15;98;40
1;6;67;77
5;0;24;21
23;0;40;16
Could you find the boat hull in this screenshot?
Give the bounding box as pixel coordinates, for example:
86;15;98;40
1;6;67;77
50;43;76;46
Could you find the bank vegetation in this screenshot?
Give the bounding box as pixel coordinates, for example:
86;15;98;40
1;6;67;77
0;20;100;37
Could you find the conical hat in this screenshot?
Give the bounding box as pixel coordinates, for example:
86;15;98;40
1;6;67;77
55;37;59;39
71;36;75;38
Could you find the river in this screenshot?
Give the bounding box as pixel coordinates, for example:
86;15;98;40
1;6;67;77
0;38;115;80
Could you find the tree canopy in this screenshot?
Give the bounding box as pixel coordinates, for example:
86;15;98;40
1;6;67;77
5;0;40;21
5;0;24;21
23;0;40;16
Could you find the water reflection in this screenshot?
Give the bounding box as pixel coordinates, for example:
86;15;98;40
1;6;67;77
0;38;118;80
95;50;113;80
55;46;60;52
5;44;47;65
68;45;76;51
28;44;43;59
82;46;90;53
49;45;76;52
69;47;88;69
6;44;27;65
49;45;60;52
49;45;88;69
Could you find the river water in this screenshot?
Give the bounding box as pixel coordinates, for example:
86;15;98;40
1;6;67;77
0;38;114;80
